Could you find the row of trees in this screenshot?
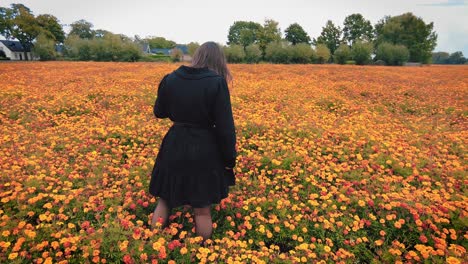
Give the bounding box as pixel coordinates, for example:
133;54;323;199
225;13;439;65
432;51;467;64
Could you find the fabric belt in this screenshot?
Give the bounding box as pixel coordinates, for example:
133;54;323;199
172;121;215;129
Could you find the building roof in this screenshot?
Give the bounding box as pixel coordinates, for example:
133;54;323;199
0;40;31;52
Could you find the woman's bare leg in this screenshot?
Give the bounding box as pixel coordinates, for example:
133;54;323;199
193;206;212;241
151;198;171;229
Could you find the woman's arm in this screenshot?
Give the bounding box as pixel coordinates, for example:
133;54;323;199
153;74;169;118
213;77;237;169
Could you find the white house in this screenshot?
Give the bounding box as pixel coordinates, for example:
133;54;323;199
0;40;36;61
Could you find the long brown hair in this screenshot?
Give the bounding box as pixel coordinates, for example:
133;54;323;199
191;41;233;83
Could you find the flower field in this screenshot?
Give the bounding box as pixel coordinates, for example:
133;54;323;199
0;62;467;263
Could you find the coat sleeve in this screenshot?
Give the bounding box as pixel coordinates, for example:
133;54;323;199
153;74;169;118
213;77;237;168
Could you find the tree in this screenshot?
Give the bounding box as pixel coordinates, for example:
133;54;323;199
32;32;57;60
187;42;200;56
10;4;41;60
313;20;342;55
224;44;245;63
265;41;290;63
285;23;311;45
432;51;449;64
315;44;331;64
94;29;112;38
257;19;282;57
448;51;466;64
245;43;262;63
36;14;65;43
0;6;15;39
351;40;373;65
289;43;314;63
374;12;437;63
375;42;409;65
342;13;373;45
227;21;262;48
333;43;351;64
69;19;94;39
146;36;176;49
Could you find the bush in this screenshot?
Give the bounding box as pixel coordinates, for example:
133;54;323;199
224;45;245;63
63;33;142;62
0;50;6;58
265;41;290;63
315;44;331;64
333;43;351;64
139;55;171;62
170;48;184;62
375;42;410;66
289;43;314;63
345;60;356;65
374;60;386;66
351;40;373;65
245;44;262;63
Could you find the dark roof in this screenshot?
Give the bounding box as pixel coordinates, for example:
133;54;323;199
0;40;30;52
175;44;188;54
151;48;171;55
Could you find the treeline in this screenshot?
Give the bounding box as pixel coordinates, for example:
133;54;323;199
223;13;440;65
1;3;466;65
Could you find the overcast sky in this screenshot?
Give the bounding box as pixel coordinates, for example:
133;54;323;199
1;0;467;55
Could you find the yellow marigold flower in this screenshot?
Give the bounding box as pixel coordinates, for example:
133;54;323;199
8;252;18;260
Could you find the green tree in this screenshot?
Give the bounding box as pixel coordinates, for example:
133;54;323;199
187;42;200;56
146;36;176;49
285;23;311;45
0;6;15;39
447;51;466;64
374;12;437;63
224;44;245;63
265;41;290;63
245;43;262;63
69;19;94;39
32;32;57;60
432;51;449;64
94;29;112;38
314;43;331;64
227;21;262;48
36;14;65;43
375;42;409;65
351;40;373;65
342;13;373;45
333;43;351;64
289;43;314;63
10;4;41;60
312;20;341;54
257;19;282;57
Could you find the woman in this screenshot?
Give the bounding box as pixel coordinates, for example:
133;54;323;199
148;41;237;244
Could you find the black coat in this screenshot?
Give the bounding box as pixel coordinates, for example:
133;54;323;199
149;65;237;208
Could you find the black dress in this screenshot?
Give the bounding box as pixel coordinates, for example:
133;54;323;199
149;65;237;209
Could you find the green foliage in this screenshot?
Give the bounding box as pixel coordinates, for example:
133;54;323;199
187;42;199;56
351;40;373;65
64;33;142;62
32;32;57;60
146;36;176;49
447;51;466;64
375;42;410;66
345;60;356;65
342;13;373;45
285;22;311;45
0;49;6;58
312;20;342;54
333;43;351;64
265;41;290;63
315;44;331;64
244;43;262;63
69;19;94;39
432;51;467;64
257;19;282;57
289;43;314;63
35;14;65;43
224;44;246;63
374;12;437;63
227;21;262;48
